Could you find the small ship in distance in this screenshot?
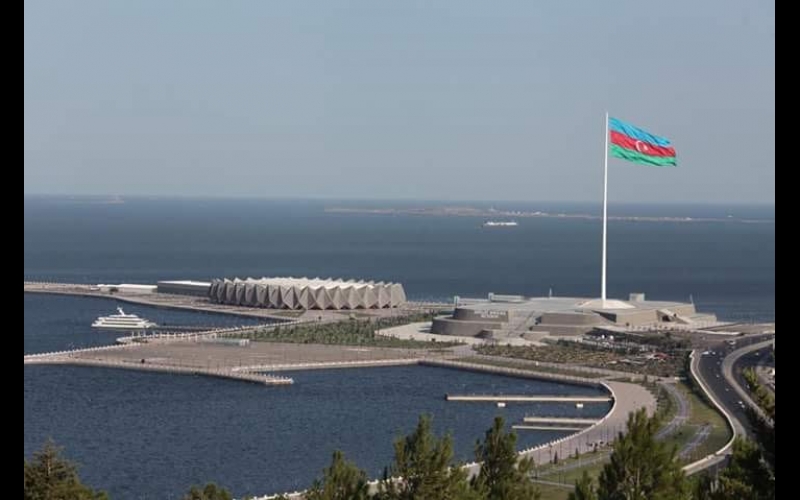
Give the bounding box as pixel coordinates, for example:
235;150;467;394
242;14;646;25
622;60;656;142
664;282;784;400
483;221;518;227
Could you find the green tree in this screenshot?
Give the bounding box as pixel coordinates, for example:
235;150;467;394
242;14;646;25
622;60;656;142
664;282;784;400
596;408;688;500
742;368;774;420
569;471;597;500
690;473;714;500
697;438;773;500
181;482;232;500
377;414;477;500
306;450;370;500
24;440;108;500
742;367;775;472
470;416;540;500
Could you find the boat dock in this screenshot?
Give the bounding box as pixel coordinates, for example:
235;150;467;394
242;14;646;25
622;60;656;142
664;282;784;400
522;416;599;425
445;394;612;403
513;425;590;431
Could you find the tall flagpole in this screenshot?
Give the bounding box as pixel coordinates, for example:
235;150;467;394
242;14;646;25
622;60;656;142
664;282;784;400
601;112;609;303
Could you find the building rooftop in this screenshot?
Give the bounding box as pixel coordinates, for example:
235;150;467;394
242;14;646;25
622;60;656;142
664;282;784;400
456;296;690;313
223;277;400;290
434;293;716;338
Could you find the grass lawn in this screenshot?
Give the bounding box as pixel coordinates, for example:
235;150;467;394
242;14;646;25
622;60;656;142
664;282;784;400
536;482;574;500
671;382;732;463
476;343;687;378
228;313;464;348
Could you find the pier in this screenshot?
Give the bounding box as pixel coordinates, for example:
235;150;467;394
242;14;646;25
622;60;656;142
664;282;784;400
512;417;600;432
445;394;612;403
24;348;294;386
513;425;590;431
521;416;599;425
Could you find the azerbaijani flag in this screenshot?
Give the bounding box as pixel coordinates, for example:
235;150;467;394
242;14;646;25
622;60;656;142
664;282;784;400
609;117;677;167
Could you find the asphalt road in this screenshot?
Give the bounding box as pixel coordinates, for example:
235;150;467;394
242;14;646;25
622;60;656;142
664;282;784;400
531;332;775;481
655;382;689;440
696;333;775;441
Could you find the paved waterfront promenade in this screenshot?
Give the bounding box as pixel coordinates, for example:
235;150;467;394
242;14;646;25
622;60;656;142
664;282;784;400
24;338;434;385
514;380;655;466
400;359;656;467
25;352;295;385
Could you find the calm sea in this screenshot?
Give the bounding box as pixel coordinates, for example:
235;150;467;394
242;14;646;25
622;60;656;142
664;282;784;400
23;197;774;498
24;197;774;321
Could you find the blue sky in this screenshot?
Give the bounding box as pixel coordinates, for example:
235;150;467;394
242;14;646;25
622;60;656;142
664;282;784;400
24;0;774;203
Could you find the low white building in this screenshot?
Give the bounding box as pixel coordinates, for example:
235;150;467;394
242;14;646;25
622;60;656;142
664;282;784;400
97;283;157;294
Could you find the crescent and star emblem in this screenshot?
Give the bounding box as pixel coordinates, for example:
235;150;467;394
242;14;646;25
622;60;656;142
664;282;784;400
634;140;649;153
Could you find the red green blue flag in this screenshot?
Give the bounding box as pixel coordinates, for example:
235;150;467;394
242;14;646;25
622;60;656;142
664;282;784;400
609;117;677;167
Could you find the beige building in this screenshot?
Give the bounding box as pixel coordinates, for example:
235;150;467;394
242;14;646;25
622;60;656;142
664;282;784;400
432;293;717;338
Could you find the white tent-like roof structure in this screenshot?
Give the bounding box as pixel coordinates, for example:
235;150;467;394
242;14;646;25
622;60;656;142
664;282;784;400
208;277;406;310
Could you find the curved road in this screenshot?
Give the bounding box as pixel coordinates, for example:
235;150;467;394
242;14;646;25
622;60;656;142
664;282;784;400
681;332;774;477
697;351;752;438
695;333;774;441
655;382;690;440
529;332;776;481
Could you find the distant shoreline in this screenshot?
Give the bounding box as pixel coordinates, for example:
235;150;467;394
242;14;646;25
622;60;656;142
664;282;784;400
324;206;774;224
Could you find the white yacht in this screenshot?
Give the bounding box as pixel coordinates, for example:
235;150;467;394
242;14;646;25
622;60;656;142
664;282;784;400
91;307;157;330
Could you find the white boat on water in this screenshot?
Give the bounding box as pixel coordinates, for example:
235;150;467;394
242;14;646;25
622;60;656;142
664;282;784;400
92;307;157;330
483;221;518;227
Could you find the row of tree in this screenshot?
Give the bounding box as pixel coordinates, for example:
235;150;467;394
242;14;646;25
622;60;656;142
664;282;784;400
267;414;540;500
24;414;538;500
290;402;776;500
25;401;775;500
